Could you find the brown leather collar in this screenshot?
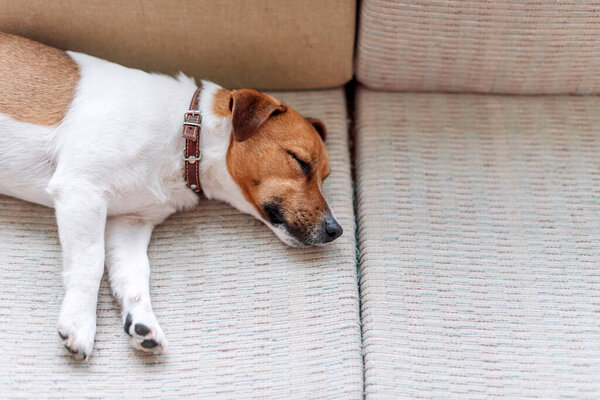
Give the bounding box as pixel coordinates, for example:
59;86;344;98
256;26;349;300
182;87;203;194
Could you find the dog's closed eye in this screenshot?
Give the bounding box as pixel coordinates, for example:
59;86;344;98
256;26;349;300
286;150;311;176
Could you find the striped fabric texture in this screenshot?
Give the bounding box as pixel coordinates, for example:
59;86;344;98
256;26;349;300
0;89;362;399
356;0;600;94
355;88;600;398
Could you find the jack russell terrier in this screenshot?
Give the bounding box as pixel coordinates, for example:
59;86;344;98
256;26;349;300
0;32;343;361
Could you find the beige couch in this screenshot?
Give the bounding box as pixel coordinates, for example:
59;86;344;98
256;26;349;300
356;1;600;398
1;1;599;398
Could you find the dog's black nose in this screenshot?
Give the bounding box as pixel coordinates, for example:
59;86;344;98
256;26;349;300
323;217;343;242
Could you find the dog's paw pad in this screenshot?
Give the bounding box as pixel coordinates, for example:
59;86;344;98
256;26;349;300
63;344;78;354
124;313;133;336
134;323;150;336
123;310;166;354
141;339;158;349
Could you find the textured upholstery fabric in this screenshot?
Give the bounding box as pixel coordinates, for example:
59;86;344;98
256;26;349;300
0;89;362;399
0;0;355;90
356;0;600;94
355;88;600;398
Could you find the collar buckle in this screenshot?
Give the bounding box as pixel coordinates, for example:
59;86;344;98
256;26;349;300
184;109;201;120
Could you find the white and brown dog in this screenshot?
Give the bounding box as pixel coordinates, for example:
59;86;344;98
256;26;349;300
0;33;342;360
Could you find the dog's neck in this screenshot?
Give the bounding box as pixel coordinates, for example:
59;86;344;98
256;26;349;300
190;81;260;218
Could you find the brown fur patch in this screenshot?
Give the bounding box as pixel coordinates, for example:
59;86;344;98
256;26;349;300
226;92;330;231
0;32;79;126
212;88;232;118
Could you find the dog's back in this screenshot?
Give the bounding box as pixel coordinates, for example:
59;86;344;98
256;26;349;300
0;32;79;126
0;32;195;208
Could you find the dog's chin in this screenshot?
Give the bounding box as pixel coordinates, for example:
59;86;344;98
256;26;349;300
266;223;328;248
270;224;308;248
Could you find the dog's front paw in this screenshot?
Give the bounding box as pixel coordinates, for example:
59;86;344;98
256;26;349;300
57;315;96;361
123;308;167;354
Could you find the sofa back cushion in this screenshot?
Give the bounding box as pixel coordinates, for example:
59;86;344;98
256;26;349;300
0;0;355;90
356;0;600;94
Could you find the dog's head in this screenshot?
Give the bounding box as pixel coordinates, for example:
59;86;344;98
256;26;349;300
220;89;342;247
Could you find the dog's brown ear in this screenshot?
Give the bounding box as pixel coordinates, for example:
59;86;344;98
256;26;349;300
230;89;286;142
305;117;327;141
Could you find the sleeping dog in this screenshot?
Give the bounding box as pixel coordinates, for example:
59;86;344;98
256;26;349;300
0;32;342;360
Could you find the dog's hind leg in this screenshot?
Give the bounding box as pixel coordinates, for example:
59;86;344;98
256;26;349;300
51;183;107;361
105;215;167;353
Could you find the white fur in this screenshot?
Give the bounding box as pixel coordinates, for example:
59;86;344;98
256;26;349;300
0;52;260;360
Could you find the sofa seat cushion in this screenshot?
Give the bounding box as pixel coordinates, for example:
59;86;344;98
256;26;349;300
356;0;600;94
0;89;362;399
356;88;600;398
